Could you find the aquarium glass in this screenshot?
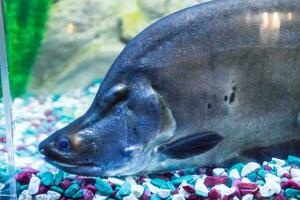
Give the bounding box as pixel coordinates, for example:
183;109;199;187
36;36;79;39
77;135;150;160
1;0;300;199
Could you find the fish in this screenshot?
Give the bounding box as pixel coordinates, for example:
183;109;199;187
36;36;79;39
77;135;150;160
39;0;300;176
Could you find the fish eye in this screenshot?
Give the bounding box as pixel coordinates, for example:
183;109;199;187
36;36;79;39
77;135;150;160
56;137;70;151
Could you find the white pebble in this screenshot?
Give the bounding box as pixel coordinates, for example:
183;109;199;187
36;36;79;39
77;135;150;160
172;194;185;200
229;169;241;179
28;176;41;195
107;177;124;185
125;176;137;185
259;181;281;197
195;178;209;194
178;186;191;198
241;162;261;177
272;158;286;167
265;173;280;183
241;177;251;183
35;194;49;200
93;193;108;200
18;190;33;200
232;196;239;200
47;190;61;200
213;168;226;176
276;166;288;177
143;182;159;194
131;184;144;198
123;194;138;200
213;184;236;196
157;188;171;199
242;194;254;200
291;168;300;178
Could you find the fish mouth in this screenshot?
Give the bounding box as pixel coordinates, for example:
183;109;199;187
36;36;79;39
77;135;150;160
44;157;103;176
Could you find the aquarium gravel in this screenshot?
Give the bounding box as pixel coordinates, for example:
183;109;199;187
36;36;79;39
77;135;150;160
1;81;300;199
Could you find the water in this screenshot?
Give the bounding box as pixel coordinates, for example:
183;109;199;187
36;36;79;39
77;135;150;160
0;0;16;199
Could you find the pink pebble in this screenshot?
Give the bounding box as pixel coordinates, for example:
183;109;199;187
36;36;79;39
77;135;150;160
61;179;72;190
38;185;49;194
283;173;292;179
142;190;151;200
263;165;273;171
21;167;39;174
204;176;228;187
274;192;287;200
85;184;97;194
83;189;94;200
197;168;207;175
280;180;300;190
0;137;6;143
44;109;52;116
183;185;196;194
177;170;185;176
81;178;95;186
15;172;32;184
187;194;202;200
237;182;259;196
162;172;174;179
208;188;221;200
222;195;230;200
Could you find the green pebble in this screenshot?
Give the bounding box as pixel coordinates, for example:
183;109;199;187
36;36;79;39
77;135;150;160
118;181;131;196
167;181;176;191
196;190;208;197
20;184;29;191
227;177;233;187
184;168;197;174
228;163;244;174
288;155;300;167
247;172;257;182
285;188;300;198
64;183;81;198
258;169;268;179
54;170;64;186
171;175;194;186
166;195;172;200
151;178;168;189
256;180;265;186
50;186;64;194
72;189;83;199
95;178;113;196
150;193;161;200
0;171;9;182
39;171;54;186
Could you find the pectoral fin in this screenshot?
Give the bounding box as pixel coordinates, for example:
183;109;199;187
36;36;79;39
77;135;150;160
157;132;223;159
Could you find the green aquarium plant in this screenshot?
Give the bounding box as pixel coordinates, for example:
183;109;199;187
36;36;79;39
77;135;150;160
3;0;52;97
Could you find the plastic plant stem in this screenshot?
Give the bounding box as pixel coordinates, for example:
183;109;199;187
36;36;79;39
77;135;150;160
0;0;16;199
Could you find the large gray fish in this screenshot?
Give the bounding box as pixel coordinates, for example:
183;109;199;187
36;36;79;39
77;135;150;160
39;0;300;176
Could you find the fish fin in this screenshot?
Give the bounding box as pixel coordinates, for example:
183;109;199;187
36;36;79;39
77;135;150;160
157;132;223;159
100;84;129;115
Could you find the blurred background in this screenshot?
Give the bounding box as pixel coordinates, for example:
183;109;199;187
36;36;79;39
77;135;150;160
4;0;204;97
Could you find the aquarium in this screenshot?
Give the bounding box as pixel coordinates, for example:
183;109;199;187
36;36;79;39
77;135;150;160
1;0;300;199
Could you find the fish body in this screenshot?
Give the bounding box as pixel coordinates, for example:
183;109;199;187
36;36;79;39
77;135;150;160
39;0;300;176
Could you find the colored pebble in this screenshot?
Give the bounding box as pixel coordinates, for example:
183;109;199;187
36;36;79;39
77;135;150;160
95;178;113;196
288;155;300;167
28;176;40;195
118;181;131;197
64;183;81;198
50;185;64;194
204;176;228;187
284;188;300;198
54;170;64;186
83;189;94;200
72;189;84;199
39;171;54;186
151;178;168;189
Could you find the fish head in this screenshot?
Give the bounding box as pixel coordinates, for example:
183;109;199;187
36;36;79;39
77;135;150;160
39;78;175;176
